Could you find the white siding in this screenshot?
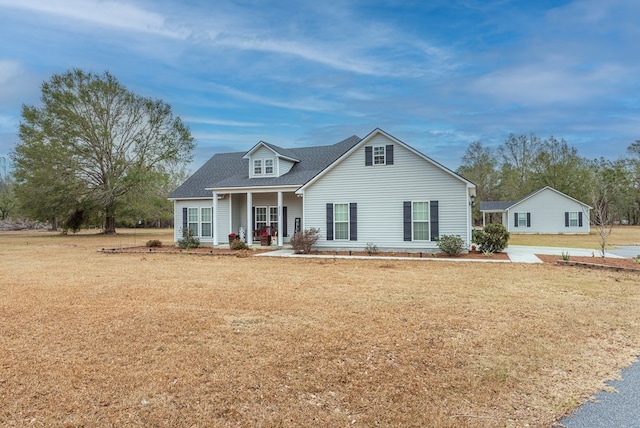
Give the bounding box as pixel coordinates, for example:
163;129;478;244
279;159;296;176
173;199;215;245
303;134;471;251
507;188;590;234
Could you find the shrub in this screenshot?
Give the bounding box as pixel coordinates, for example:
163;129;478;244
146;239;162;248
475;223;509;253
177;228;200;249
561;251;570;261
230;239;249;250
290;228;320;254
365;242;379;255
437;234;465;256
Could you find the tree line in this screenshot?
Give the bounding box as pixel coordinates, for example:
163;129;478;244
457;134;640;226
1;68;638;233
2;69;193;233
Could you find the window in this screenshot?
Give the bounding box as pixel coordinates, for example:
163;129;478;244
569;211;578;227
201;207;212;237
334;203;349;240
517;212;527;227
365;145;394;166
187;207;198;236
514;212;531;228
566;211;582;228
254;159;262;175
255;206;267;229
412;202;430;241
265;159;274;174
373;146;385;165
269;206;278;230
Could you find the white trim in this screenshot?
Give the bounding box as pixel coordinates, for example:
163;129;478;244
411;201;431;241
207;185;299;193
333;202;350;241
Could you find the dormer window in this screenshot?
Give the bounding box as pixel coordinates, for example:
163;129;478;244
373;146;385;165
254;159;262;175
265;159;274;174
365;145;394;166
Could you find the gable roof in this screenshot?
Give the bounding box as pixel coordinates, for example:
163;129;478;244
479;186;592;212
169;135;361;199
296;128;476;194
242;141;301;163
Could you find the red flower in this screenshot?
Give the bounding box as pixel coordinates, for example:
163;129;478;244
262;231;269;237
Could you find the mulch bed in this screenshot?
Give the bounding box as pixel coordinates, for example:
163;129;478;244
100;246;273;256
310;250;510;260
537;254;640;272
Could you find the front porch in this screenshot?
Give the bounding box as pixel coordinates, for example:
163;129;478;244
210;187;303;248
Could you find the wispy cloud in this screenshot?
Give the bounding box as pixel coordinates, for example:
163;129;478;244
0;0;188;38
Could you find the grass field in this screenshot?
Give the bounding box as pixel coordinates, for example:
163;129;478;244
1;229;640;426
509;225;640;249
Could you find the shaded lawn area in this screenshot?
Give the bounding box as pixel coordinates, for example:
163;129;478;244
1;230;640;427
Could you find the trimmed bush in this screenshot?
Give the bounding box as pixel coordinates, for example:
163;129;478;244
475;223;509;253
437;234;465;256
290;228;320;254
146;239;162;248
230;239;249;250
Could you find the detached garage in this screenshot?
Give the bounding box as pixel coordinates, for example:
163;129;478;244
480;186;591;234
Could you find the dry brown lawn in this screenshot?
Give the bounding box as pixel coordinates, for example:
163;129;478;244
1;229;640;427
509;225;640;249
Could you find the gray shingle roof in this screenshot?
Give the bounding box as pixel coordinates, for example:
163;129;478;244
479;201;515;211
169;135;361;199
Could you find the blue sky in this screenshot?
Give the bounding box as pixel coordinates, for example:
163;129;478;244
0;0;638;173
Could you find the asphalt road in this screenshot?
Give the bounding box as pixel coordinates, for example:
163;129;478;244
558;358;640;427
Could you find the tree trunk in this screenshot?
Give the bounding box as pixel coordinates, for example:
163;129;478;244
104;204;117;234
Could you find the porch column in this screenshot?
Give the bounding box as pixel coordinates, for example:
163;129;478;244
246;191;253;246
482;211;486;227
228;193;233;236
212;192;219;246
277;191;283;247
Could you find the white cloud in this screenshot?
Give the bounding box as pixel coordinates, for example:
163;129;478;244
0;0;188;38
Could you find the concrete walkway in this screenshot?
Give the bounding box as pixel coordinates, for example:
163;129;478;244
258;245;626;264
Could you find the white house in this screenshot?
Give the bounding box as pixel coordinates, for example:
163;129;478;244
479;186;591;234
169;128;476;251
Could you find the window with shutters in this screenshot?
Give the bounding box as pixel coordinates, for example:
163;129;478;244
334;203;349;240
412;201;430;241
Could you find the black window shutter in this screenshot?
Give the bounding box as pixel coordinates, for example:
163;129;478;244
182;207;188;230
386;145;394;165
365;146;372;166
526;212;531;227
349;203;357;241
578;212;583;227
430;200;439;241
565;212;569;227
326;203;334;240
282;206;288;237
403;201;412;241
514;212;518;228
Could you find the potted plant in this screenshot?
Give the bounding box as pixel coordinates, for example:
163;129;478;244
260;231;271;246
228;232;238;244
